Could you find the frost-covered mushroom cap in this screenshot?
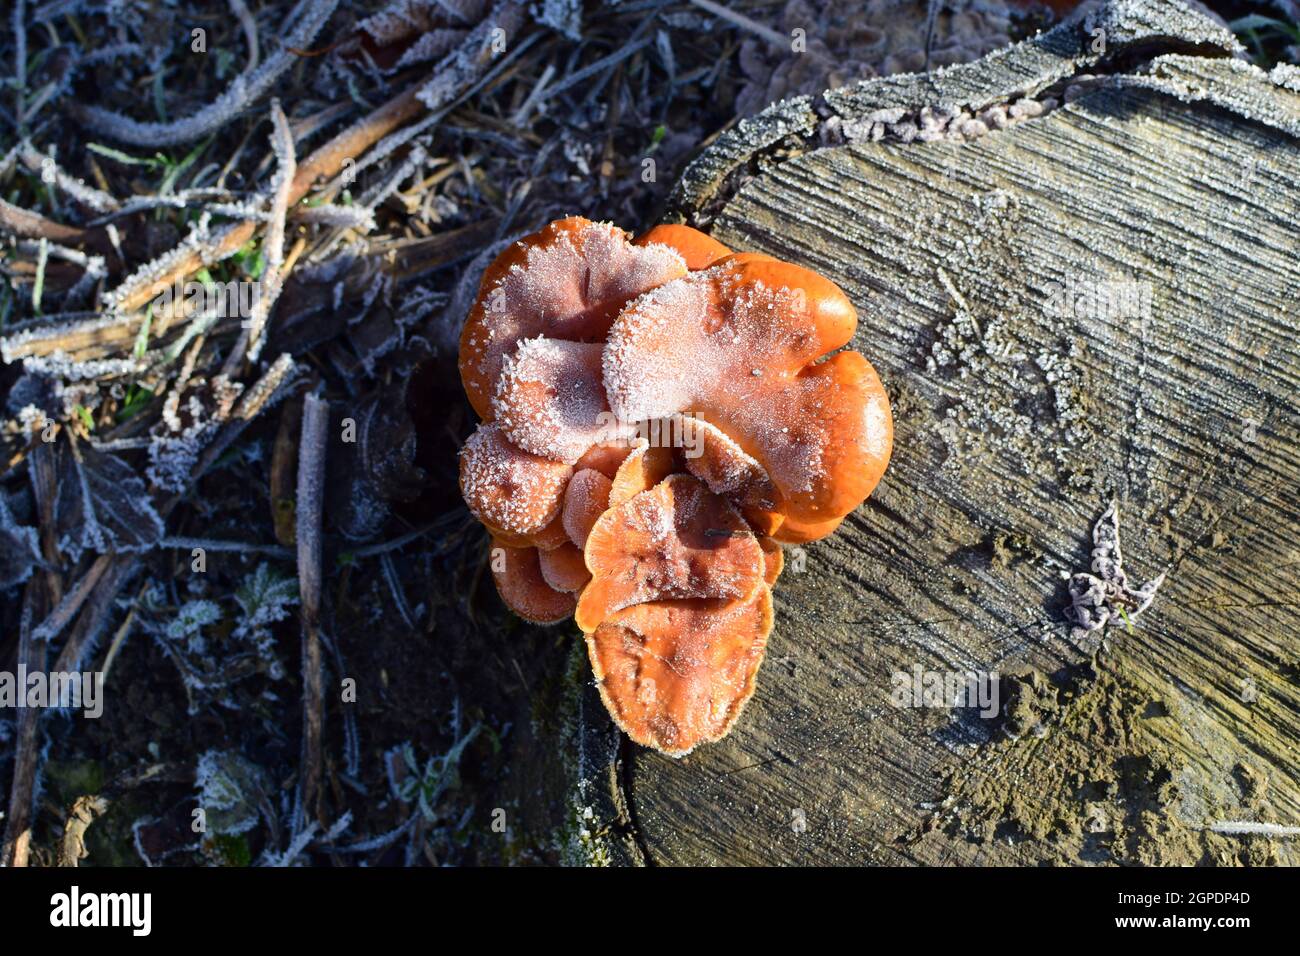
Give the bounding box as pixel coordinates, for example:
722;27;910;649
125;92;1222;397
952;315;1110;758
458;216;687;419
459;422;572;537
602;254;893;529
633;223;732;270
489;539;576;624
576;474;765;633
491;337;632;465
587;588;773;757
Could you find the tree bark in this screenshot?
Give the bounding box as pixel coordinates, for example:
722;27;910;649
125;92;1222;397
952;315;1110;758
572;0;1300;866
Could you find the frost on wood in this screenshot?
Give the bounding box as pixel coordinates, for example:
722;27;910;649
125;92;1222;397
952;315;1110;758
355;0;492;70
1063;500;1166;642
359;0;490;42
73;0;341;147
55;438;164;560
414;1;529;112
244;101;297;364
100;214;228;314
532;0;583;40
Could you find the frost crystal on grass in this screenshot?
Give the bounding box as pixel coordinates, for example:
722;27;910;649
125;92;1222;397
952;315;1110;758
147;426;219;493
1063;500;1166;642
145;563;297;711
233;562;298;678
362;704;485;864
167;600;223;650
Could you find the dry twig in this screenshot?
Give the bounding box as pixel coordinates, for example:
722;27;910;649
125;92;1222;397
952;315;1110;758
295;393;329;827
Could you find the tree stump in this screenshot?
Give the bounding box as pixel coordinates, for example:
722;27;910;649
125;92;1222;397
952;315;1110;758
565;0;1300;866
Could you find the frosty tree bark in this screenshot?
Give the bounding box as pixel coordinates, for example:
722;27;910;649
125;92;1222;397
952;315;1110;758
563;0;1300;866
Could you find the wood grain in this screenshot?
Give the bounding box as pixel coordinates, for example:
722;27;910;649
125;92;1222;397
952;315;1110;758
592;3;1300;865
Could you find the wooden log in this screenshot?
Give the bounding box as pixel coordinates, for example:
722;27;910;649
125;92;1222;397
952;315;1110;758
571;0;1300;865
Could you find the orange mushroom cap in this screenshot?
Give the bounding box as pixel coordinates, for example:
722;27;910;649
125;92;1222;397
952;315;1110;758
460;423;572;537
576;474;765;633
771;513;844;545
489;540;577;624
682;416;778;514
634;224;732;270
573;441;634;479
492;337;631;464
607;440;676;508
454;215;896;756
537;541;592;593
562;467;613;549
587;587;773;756
459;217;687;419
603;256;892;528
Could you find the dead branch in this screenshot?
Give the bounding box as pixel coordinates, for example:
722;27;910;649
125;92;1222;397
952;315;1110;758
296;392;329;826
1;440;60;867
0;196;94;246
225;100;298;372
71;0;340;148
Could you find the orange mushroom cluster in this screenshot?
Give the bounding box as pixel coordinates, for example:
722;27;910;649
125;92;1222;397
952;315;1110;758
457;217;893;756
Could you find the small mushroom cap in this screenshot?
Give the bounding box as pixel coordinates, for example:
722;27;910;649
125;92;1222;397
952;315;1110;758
603;256;892;525
537;541;592;593
489;540;578;624
608;440;677;508
459;217;686;419
479;509;571;551
527;511;572;551
634;224;732;270
573;441;634;479
682;416;778;515
492;337;630;464
460;423;572;537
576;474;765;633
562;467;614;549
587;587;774;757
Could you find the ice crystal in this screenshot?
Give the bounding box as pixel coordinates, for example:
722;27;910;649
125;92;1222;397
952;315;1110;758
74;0;341;147
55;438;164;560
195;749;270;837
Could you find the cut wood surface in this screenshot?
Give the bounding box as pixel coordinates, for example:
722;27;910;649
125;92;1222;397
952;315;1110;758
571;0;1300;866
